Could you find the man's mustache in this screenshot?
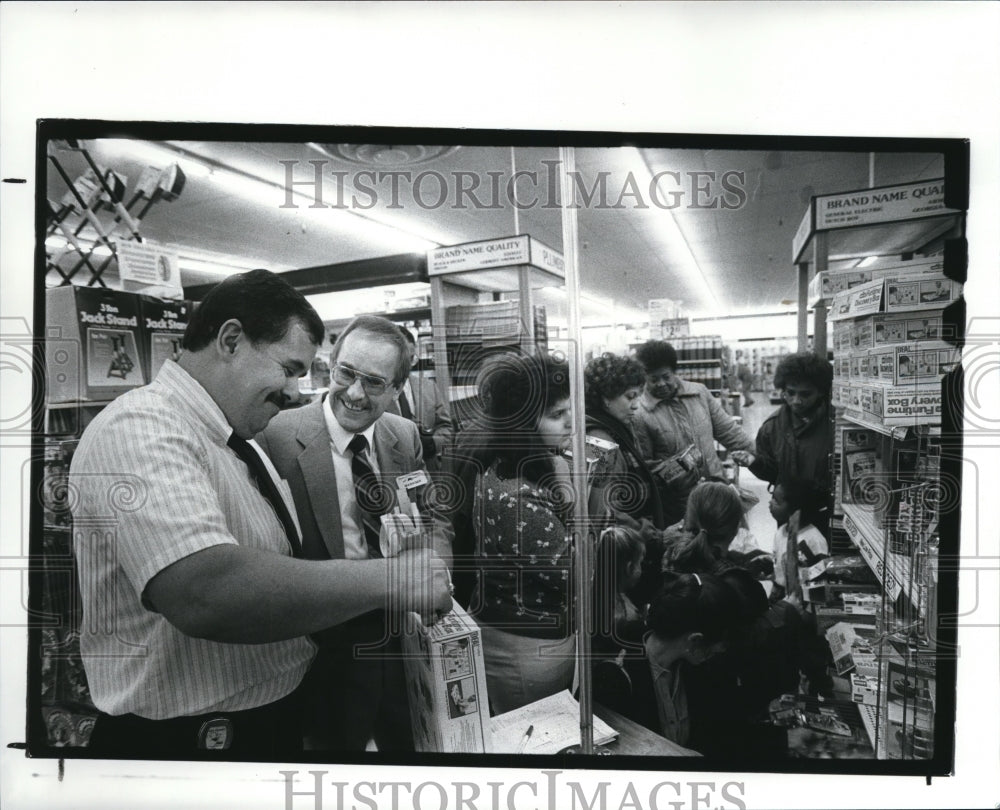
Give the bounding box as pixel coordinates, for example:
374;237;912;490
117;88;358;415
266;392;290;408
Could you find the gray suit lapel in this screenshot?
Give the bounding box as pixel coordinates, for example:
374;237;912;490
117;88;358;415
296;398;345;560
374;418;408;477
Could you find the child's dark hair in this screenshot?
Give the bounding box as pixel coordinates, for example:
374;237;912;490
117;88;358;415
597;526;645;588
646;571;742;643
776;478;830;529
716;566;769;624
592;526;646;642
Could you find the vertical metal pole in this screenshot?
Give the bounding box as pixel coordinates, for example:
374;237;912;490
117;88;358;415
813;231;829;357
559;146;594;753
797;261;810;352
519;265;536;354
429;276;451;408
512;148;536;354
511;146;521;237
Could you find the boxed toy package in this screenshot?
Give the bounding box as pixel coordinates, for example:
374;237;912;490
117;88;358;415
401;600;492;753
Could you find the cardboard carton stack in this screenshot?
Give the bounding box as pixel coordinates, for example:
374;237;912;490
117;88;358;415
828;260;960;427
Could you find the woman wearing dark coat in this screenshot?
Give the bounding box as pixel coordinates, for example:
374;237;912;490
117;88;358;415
584;353;667;607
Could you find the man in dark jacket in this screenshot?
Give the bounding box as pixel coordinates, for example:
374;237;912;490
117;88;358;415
731;352;834;535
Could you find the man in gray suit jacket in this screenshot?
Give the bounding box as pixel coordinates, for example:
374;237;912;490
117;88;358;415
257;315;453;752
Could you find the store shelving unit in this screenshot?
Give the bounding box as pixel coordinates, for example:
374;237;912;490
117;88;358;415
673;336;725;392
425;235;565;427
794;178;965;761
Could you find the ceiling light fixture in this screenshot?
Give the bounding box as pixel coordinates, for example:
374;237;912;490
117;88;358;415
95;139;448;256
625;147;721;314
91;140;212;179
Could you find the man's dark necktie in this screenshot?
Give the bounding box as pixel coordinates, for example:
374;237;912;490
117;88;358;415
347;433;393;558
397;386;414;420
227;432;302;557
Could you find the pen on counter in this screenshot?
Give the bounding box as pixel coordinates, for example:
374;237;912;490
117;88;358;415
515;724;534;754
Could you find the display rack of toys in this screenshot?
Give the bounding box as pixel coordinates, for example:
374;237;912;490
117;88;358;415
793;177;964;760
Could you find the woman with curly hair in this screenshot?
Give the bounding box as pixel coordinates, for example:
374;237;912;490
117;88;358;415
466;352;577;713
584;353;666;530
585;353;670;607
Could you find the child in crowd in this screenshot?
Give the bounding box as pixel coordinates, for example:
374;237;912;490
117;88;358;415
768;480;830;604
659;481;771;578
640;569;767;749
591;526;648;716
592;526;647;658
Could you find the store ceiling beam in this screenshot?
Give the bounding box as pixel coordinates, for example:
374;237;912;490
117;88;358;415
183;252;428;300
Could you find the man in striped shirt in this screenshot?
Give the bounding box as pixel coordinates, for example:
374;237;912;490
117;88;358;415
69;270;451;759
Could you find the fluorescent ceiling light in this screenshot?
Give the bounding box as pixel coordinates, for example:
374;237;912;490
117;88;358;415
624;147;720;314
95;139;449;255
92;140;212;178
306;282;431;322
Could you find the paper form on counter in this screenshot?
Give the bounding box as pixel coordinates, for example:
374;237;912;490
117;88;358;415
490;690;618;754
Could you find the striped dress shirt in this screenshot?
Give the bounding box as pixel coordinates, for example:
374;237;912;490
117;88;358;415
69;359;315;719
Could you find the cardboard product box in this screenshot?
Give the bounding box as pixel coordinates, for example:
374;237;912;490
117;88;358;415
868;347;896;383
859;387;879;420
842;427;878;453
858;353;872;380
850;673;880;706
825;621;879;676
809;268;873;305
860;383;943;426
888;344;957;386
885;277;959;313
833;322;853;356
814;606;878;627
895;441;941;483
872;314;911;347
802;581;881;606
138;296;194;381
844;385;863;419
46;286;146;403
869;257;945;282
401;600;492;753
831;381;849;409
841;448;879;505
884;483;938;556
851;319;874;352
883;658;935;759
41;440;78;529
842;592;883;615
902;312;944;343
884;708;934;760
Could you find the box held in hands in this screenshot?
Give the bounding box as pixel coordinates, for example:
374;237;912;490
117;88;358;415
401;600;492;753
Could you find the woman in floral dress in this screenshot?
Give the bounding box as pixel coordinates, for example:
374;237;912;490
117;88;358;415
466;352;576;713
